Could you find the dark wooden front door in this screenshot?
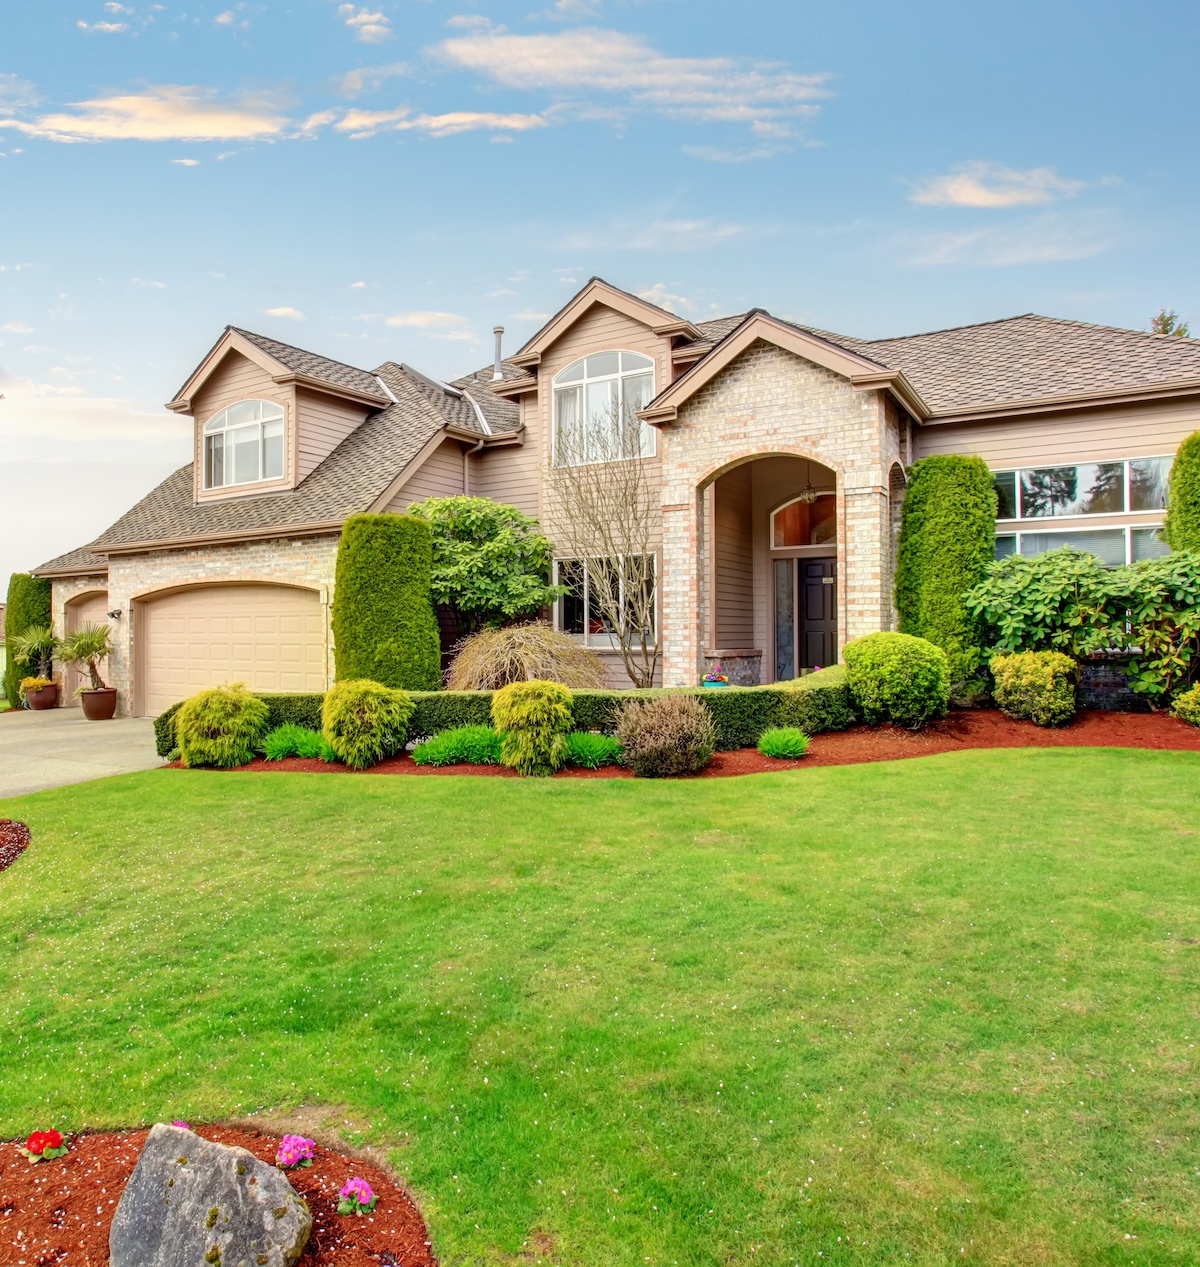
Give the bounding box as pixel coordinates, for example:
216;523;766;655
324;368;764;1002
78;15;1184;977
774;556;837;679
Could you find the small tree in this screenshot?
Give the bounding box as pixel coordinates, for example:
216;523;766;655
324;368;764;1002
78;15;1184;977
1151;308;1190;338
59;623;114;692
4;573;52;703
406;495;565;636
546;406;659;688
1164;430;1200;552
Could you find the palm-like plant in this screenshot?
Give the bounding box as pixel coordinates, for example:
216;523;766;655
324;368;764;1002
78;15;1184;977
58;623;114;691
11;624;58;680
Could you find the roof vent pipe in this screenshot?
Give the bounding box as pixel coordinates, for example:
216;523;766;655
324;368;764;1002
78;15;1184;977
492;326;504;381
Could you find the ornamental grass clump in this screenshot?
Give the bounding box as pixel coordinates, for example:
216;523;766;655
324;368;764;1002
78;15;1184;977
263;724;327;761
175;683;269;768
843;632;949;730
990;650;1077;727
491;679;572;776
564;730;623;769
411;724;503;766
616;694;716;778
322;679;415;770
757;726;810;759
447;623;607;690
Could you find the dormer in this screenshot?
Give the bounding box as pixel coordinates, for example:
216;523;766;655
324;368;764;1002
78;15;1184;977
167;327;391;503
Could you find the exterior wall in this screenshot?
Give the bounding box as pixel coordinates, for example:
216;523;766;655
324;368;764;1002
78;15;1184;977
385;438;469;509
103;534;340;716
48;576;109;706
295;387;370;482
475;432;539;517
712;464;753;647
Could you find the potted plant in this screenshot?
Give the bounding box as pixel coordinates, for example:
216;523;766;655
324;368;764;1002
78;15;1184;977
701;663;729;688
59;623;118;720
11;625;59;709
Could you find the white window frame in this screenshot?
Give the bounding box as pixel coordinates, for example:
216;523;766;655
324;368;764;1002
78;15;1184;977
993;455;1171;524
202;399;286;491
553;555;658;649
551;351;656;468
995;523;1168;567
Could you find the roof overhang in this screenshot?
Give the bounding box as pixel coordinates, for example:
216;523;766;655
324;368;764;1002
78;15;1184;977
92;521;348;557
925;376;1200;425
638;312;930;424
31;562;109;579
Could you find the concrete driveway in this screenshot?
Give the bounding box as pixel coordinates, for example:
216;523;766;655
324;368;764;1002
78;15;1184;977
0;707;163;799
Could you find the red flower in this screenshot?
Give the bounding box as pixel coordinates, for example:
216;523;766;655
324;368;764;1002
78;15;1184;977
25;1130;64;1154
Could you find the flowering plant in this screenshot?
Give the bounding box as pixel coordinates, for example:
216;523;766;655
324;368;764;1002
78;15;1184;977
701;666;728;684
275;1134;316;1169
19;1129;68;1162
337;1176;378;1215
172;1121;192;1130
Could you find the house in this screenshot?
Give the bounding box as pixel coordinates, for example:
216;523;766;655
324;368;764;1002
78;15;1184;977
33;278;1200;716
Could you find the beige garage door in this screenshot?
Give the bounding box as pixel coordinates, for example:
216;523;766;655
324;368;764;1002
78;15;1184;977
141;584;326;716
65;590;110;703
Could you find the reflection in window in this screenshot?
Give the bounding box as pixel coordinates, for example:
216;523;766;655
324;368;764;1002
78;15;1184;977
1020;463;1124;517
1131;526;1171;561
203;399;285;490
771;494;836;548
1130;457;1170;511
553;351;655;467
1020;527;1127;567
555;555;656;648
995;534;1017;559
993;471;1017;520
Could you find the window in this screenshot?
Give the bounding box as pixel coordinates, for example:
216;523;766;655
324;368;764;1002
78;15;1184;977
203;399;285;490
553;351;655;466
996;524;1169;567
555;555;656;648
993;456;1170;522
771;494;836;548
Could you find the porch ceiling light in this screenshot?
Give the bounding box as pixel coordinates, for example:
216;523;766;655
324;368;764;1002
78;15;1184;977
797;461;817;503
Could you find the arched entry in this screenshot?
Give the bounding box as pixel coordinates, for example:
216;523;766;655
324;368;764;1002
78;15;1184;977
64;589;110;704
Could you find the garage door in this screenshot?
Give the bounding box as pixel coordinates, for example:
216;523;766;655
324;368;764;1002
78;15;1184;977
141;584;326;716
65;590;110;703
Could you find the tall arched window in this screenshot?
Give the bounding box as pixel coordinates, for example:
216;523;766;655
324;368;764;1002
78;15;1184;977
771;493;836;548
553;351;655;467
203;399;285;489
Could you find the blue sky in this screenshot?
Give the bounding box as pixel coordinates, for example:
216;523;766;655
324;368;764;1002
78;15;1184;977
2;0;1197;589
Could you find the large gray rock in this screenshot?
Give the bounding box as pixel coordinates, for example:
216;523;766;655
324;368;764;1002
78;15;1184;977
110;1123;311;1267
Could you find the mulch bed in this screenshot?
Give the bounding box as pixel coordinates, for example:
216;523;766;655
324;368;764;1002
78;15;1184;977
0;1125;434;1267
0;820;30;872
168;709;1200;779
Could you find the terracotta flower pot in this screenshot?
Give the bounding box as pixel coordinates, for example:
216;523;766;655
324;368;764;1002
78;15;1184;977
26;684;58;710
80;688;118;721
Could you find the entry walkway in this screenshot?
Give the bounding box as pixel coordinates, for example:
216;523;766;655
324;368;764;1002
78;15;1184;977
0;707;162;799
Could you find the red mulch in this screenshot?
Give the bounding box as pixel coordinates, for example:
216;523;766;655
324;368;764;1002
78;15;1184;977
0;1125;434;1267
0;820;30;872
168;709;1200;779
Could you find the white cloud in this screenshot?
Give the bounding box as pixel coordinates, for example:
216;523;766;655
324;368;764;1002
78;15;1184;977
171;157;200;165
129;277;167;288
104;2;133;11
215;11;236;24
337;62;410;97
0;85;286;142
335;106;547;138
683;142;789;163
446;14;496;29
435;28;829;132
77;20;129;33
265;306;305;319
636;283;696;312
350;281;367;288
2;322;33;334
552;0;600;14
509;309;551;322
0;75;38;109
907;214;1112;267
911;161;1086;209
559;216;755;252
338;4;392;43
384;310;473;340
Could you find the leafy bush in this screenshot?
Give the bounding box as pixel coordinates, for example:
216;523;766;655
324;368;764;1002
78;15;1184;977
990;651;1077;727
1164;431;1200;552
757;727;810;759
321;679;415;769
895;455;995;697
966;547;1116;658
491;679;573;776
411;724;503;766
616;694;716;778
262;724;328;761
332;513;441;690
448;622;607;691
1113;553;1200;702
1172;683;1200;726
843;632;949;730
773;665;856;734
564;731;623;768
175;683;270;768
4;573;52;704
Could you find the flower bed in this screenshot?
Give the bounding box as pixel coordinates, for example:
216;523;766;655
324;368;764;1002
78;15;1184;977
0;819;30;872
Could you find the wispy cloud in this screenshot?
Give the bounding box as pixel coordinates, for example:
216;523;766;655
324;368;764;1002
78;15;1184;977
335;106;547;138
338;4;392;43
265;306;305;319
215;10;236;24
559;216;757;252
77;20;128;33
0;75;38;109
911;161;1086;209
509;309;551;322
130;278;167;289
2;322;33;334
0;86;286;142
907;213;1113;267
683;142;790;163
383;310;474;340
171;157;200;166
337;62;410;97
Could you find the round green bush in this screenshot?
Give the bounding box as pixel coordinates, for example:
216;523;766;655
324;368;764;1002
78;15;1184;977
756;726;810;759
1172;683;1200;727
175;683;270;768
564;731;623;769
616;694;716;778
1164;431;1200;552
322;679;415;769
491;679;573;776
843;632;950;730
411;724;503;767
990;650;1076;727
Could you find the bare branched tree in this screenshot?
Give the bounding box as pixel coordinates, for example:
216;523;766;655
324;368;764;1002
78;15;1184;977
546;402;659;688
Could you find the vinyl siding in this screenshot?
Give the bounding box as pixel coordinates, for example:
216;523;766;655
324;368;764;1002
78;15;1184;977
386;438;468;509
295;387;369;482
713;463;754;647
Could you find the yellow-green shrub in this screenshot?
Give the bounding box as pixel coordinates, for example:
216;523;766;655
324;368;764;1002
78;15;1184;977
491;679;572;776
322;679;415;769
175;683;269;768
990;651;1077;727
1171;682;1200;726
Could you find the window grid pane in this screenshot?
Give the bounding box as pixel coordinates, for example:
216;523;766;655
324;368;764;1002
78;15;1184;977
552;354;656;467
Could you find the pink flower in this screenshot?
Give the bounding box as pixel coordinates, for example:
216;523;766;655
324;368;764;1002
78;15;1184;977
275;1134;316;1168
172;1121;191;1130
340;1177;374;1206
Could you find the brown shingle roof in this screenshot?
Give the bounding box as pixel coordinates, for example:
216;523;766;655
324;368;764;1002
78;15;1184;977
228;327;390;401
31;546;109;577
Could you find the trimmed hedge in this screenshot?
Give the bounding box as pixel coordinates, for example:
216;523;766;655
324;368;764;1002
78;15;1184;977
332;513;441;690
4;573;52;705
1164;431;1200;552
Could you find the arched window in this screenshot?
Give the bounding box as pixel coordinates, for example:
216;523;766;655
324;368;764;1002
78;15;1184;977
203;399;285;489
771;493;836;548
553;351;655;467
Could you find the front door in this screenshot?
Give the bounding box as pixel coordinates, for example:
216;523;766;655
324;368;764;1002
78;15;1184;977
773;557;837;679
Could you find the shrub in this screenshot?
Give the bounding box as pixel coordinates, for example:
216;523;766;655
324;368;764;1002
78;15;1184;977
491;679;572;776
1113;552;1200;702
772;665;856;734
332;513;441;691
1164;431;1200;552
262;724;327;760
58;623;114;692
894;455;995;698
447;623;607;691
564;731;623;768
411;724;504;766
616;694;716;778
408;690;494;740
175;683;269;768
757;727;810;759
321;679;415;769
10;625;58;682
1172;683;1200;726
4;573;52;704
990;651;1077;727
843;632;949;730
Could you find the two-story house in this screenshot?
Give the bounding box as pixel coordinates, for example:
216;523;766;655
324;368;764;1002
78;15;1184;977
33;277;1200;715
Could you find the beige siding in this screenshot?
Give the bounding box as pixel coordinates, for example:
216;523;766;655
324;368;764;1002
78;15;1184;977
713;464;754;646
476;431;540;517
915;395;1200;468
386;438;468;509
296;388;370;482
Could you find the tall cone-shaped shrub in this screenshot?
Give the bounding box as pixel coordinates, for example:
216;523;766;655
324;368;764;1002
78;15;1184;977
4;573;52;704
1164;430;1200;552
332;513;441;690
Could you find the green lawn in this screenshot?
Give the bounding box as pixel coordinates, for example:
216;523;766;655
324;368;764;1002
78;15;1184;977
1;751;1198;1264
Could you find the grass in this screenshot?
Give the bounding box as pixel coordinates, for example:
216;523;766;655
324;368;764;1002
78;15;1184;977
1;749;1198;1264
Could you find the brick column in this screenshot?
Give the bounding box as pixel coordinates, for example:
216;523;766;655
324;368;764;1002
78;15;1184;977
660;496;701;688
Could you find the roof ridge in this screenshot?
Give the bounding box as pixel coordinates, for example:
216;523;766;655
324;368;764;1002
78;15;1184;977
230;326;377;378
859;313;1041;344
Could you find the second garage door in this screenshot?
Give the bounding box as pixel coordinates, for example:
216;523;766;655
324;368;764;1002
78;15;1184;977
141;584;326;716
